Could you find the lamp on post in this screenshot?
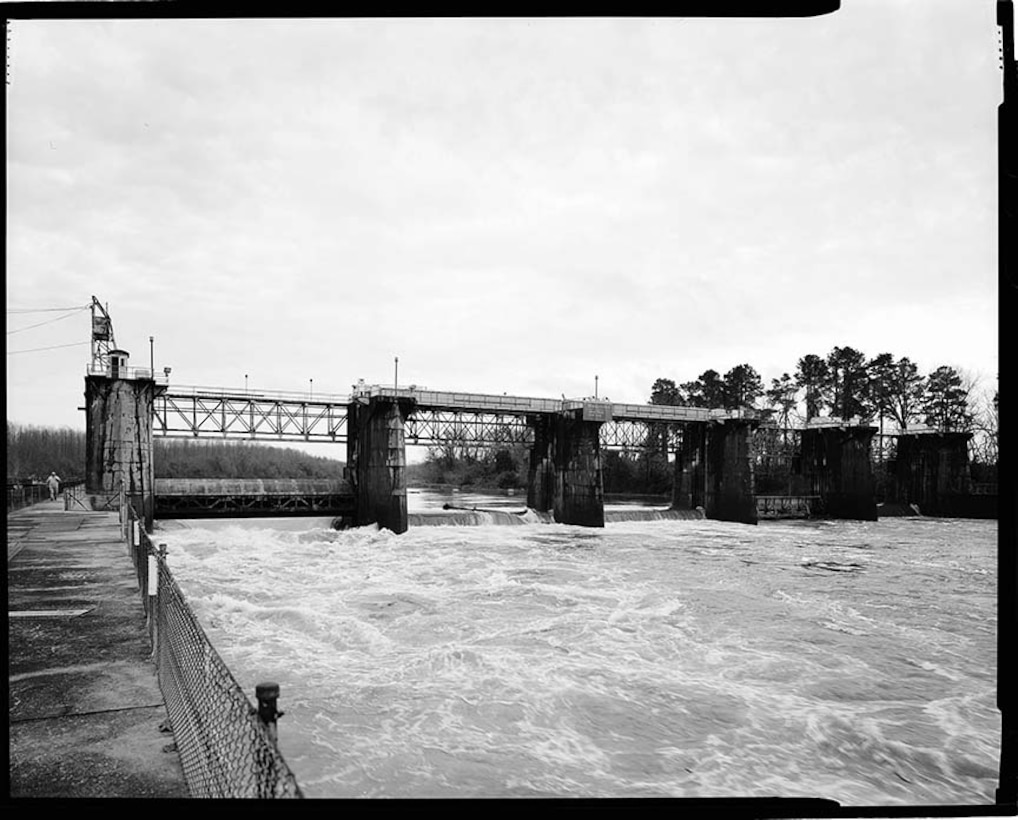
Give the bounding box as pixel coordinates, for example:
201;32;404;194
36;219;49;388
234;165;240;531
394;356;399;391
149;336;154;376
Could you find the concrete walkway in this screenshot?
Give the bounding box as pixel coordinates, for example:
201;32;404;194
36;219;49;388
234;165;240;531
8;499;190;798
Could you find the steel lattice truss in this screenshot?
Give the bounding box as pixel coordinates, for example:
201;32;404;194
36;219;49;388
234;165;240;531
600;420;686;451
155;391;703;451
154;389;729;452
404;410;533;446
154;393;349;442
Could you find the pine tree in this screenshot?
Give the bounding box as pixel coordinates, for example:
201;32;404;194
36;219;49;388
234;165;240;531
922;366;974;432
794;354;830;420
722;364;764;411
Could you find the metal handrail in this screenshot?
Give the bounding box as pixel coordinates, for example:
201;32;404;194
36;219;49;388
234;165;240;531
87;364;169;385
165;384;352;403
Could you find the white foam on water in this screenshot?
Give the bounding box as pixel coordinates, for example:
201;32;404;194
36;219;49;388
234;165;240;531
155;513;999;803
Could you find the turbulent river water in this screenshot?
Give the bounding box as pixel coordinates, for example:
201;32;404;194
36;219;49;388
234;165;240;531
154;490;1000;804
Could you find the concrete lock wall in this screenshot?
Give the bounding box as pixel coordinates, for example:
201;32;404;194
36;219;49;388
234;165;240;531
800;426;878;521
891;432;973;516
85;374;156;526
347;398;413;534
703;419;758;525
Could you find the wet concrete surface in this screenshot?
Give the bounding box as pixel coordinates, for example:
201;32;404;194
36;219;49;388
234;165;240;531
7;499;190;798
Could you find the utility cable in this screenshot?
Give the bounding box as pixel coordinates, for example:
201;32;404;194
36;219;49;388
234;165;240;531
6;304;90;314
7;341;88;355
7;306;89;335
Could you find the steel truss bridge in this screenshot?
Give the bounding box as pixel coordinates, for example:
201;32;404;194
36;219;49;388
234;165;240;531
153;385;740;451
153;383;911;457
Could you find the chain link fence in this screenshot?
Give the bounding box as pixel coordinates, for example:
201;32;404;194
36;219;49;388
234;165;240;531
120;496;304;798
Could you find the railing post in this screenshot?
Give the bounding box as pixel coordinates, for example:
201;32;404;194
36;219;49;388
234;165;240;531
255;681;284;798
255;682;283;745
148;544;164;650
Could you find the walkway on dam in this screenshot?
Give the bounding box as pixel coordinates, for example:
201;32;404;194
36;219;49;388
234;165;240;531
7;499;189;798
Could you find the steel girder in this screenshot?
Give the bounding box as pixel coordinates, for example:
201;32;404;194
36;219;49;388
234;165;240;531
154;393;349;442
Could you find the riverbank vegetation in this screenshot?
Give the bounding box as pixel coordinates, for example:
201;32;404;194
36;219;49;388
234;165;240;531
406;444;527;491
6;424;345;482
6;423;86;483
152;439;344;479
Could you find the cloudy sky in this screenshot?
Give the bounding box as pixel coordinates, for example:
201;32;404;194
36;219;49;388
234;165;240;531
6;4;1002;452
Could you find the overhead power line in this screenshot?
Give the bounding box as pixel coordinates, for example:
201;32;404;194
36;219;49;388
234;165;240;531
7;341;89;355
6;304;90;314
7;306;89;335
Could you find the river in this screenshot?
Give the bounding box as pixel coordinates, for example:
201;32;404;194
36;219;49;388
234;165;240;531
154;489;1000;804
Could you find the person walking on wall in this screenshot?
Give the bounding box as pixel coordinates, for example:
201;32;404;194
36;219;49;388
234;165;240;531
46;471;61;500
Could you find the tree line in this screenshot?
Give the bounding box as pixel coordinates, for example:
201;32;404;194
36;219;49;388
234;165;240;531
650;345;997;465
7;423;86;483
407;443;528;491
6;423;346;483
153;439;345;479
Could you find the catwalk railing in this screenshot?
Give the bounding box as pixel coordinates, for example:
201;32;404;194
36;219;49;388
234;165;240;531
8;479;84;512
119;494;304;798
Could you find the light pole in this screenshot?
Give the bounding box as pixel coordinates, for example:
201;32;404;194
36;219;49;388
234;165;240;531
149;336;154;375
595;375;599;399
394;356;399;391
245;374;249;392
309;378;314;400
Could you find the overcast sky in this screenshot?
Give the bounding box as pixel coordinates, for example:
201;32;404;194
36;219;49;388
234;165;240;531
6;4;1003;454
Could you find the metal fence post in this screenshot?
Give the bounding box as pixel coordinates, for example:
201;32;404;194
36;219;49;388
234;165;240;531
255;682;283;745
255;682;283;798
148;544;164;651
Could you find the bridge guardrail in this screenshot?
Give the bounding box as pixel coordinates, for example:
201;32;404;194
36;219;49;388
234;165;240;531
166;384;352;403
8;479;85;512
7;483;51;511
87;364;169;385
